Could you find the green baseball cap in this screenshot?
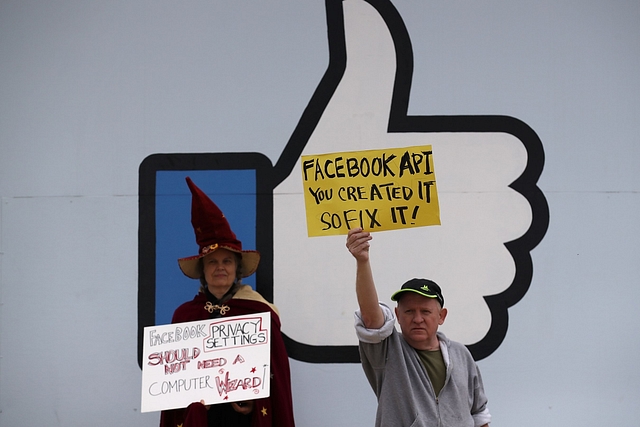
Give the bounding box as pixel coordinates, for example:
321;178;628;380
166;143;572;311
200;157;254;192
391;278;444;307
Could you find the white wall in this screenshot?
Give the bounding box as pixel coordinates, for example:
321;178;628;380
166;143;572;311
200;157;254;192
1;1;639;426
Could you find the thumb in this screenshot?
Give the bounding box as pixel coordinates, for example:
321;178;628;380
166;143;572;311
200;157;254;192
272;0;546;360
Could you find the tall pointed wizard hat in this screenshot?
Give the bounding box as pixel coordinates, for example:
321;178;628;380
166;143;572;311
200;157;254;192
177;177;260;279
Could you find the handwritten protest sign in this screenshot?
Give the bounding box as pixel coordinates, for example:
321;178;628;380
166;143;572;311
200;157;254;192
301;145;440;236
141;313;271;413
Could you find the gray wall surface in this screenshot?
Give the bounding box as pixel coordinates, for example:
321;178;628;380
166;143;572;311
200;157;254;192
1;0;639;426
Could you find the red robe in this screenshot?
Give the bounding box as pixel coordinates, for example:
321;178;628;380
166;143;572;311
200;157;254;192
159;286;296;427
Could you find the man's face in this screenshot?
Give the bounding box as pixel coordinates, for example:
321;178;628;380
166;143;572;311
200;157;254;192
395;293;447;350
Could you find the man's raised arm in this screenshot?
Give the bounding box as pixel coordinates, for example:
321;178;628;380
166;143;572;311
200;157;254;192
346;228;385;329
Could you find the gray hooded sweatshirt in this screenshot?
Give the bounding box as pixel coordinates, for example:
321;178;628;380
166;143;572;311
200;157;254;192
355;303;491;427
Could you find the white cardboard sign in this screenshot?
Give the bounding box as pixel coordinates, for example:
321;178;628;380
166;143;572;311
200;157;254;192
141;312;271;413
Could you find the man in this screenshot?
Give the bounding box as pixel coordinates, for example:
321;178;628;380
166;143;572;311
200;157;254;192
346;228;491;427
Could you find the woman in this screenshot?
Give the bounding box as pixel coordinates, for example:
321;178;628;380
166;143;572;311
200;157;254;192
159;177;295;427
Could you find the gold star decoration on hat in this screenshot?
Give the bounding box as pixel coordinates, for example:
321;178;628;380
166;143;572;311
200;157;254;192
261;407;268;416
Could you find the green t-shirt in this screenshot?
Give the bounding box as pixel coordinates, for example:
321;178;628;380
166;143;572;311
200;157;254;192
417;349;446;397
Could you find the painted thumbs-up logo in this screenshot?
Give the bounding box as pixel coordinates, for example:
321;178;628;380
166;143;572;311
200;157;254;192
138;0;548;366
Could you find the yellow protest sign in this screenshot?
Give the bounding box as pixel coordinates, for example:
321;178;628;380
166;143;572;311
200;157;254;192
301;145;440;236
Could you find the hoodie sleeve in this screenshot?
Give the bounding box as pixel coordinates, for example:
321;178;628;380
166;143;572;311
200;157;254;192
354;302;396;344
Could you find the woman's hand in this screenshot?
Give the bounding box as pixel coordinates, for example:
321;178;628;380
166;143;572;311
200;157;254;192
231;400;254;415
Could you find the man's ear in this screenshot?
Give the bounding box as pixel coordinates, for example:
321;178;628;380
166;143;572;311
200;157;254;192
438;307;448;325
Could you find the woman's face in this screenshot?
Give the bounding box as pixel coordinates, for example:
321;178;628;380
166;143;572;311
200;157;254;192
202;248;238;298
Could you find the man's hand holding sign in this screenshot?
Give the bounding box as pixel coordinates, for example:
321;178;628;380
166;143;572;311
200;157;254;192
301;145;440;236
